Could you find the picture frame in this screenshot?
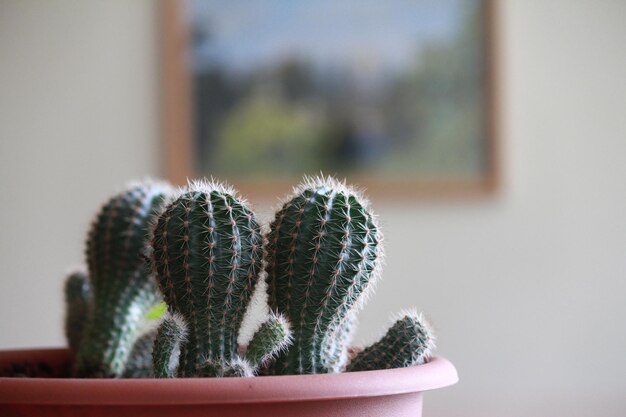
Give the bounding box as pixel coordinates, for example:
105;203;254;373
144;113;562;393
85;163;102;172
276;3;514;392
161;0;499;198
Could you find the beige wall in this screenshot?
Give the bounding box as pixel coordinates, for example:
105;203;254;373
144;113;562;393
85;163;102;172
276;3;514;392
0;0;161;346
1;1;625;416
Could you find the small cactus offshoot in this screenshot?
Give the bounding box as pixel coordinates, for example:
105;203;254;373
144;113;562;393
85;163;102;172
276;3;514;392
347;312;436;372
150;180;291;377
152;313;188;378
266;175;383;374
63;269;92;352
243;312;293;372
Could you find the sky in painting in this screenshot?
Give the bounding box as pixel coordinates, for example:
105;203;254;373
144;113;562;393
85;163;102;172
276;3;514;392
188;0;470;77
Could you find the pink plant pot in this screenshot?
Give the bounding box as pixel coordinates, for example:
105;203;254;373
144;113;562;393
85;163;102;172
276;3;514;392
0;348;458;417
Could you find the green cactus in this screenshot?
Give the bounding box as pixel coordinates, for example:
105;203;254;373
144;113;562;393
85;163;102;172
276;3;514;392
346;312;436;372
192;313;292;377
152;312;188;378
244;312;292;371
150;180;291;377
266;175;383;374
64;268;161;378
64;269;92;352
74;181;173;377
319;309;358;372
122;328;157;378
61;176;437;379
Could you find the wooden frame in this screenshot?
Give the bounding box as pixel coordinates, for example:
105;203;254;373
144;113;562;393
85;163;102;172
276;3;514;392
161;0;499;199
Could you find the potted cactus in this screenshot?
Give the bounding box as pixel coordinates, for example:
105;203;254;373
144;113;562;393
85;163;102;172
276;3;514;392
0;176;457;417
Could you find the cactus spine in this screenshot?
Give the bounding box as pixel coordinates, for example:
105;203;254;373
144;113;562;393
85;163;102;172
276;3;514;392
347;312;435;372
150;180;290;377
266;176;383;374
74;181;173;377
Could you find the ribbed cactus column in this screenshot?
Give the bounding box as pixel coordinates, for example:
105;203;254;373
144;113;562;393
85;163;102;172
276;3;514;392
75;181;173;377
150;180;264;377
266;176;383;374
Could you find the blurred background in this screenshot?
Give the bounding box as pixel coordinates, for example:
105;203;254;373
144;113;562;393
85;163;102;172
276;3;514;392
1;1;625;416
187;0;492;184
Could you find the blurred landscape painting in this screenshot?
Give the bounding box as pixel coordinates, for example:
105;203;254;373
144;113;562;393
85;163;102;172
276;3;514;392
186;0;491;186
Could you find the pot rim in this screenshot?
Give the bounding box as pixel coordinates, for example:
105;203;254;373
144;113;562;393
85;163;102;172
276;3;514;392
0;348;458;405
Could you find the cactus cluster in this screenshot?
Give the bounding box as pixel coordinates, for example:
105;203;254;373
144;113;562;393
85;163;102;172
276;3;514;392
62;175;436;379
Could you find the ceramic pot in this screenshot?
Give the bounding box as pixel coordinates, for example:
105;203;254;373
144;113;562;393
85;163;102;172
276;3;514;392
0;348;457;417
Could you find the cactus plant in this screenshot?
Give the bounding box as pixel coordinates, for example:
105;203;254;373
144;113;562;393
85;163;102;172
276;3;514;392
266;175;383;374
347;311;436;372
59;175;438;381
242;312;292;371
64;272;164;378
63;269;92;352
319;309;358;372
122;328;158;378
149;180;291;377
73;180;174;377
152;312;188;378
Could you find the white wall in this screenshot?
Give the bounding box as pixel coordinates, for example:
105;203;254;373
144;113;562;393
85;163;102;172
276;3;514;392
0;1;161;346
1;1;625;417
368;2;626;416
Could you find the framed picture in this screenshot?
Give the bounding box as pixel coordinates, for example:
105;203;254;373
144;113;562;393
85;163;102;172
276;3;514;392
162;0;499;197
